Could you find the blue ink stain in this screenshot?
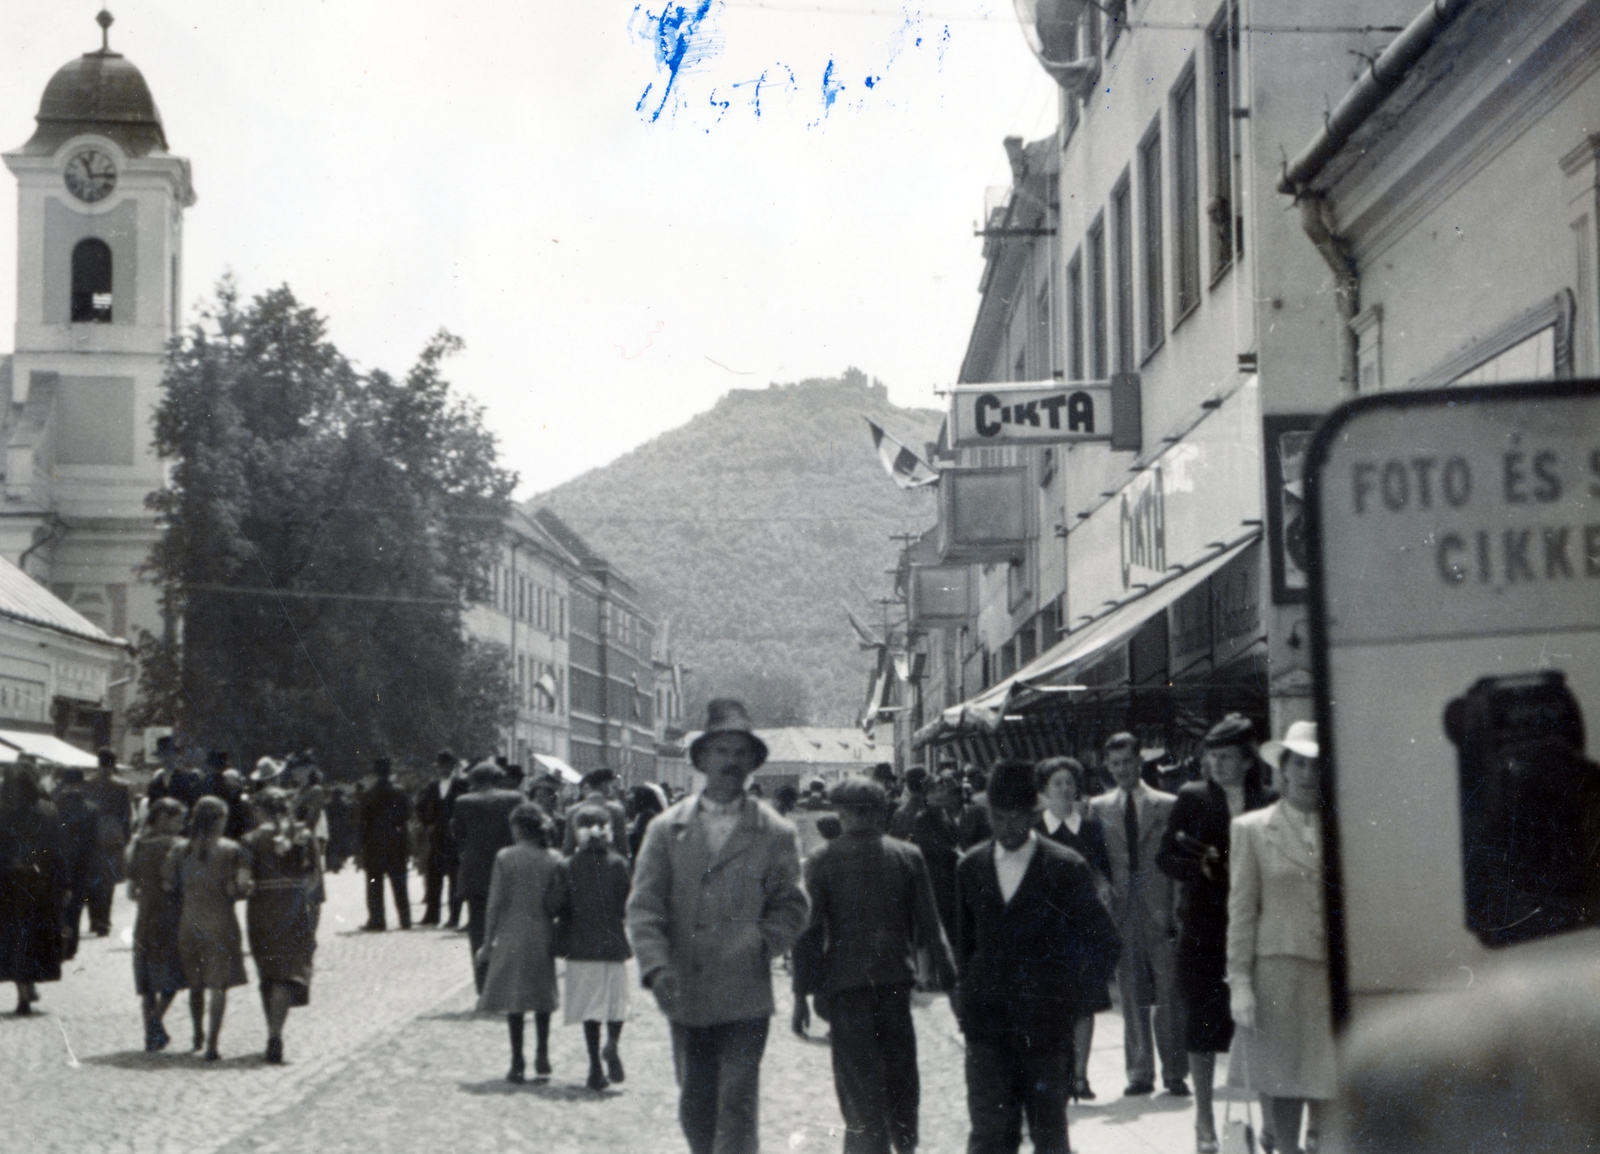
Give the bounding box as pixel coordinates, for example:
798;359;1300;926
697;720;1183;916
916;36;923;47
636;82;653;113
732;65;796;119
864;75;879;88
821;59;844;114
633;0;718;123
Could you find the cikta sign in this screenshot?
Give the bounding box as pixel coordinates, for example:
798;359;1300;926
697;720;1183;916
949;374;1142;451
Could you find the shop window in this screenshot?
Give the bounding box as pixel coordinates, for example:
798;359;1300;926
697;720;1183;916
1171;66;1201;321
1139;123;1165;357
71;238;113;323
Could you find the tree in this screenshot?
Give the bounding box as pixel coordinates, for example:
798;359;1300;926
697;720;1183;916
133;280;518;775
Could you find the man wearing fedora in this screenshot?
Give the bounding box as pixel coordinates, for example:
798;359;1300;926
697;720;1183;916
562;767;631;862
451;761;525;990
627;699;808;1154
415;750;468;928
358;757;413;931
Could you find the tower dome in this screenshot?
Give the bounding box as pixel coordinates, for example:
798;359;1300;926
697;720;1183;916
18;11;168;157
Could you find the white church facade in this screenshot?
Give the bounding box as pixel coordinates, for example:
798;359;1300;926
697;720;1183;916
0;13;184;755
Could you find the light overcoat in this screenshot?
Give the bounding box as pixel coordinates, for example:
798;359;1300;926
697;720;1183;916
625;794;807;1027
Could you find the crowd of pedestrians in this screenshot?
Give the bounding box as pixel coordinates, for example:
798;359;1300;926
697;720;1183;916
0;700;1333;1154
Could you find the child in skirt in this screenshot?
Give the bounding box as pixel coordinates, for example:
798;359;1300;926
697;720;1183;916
126;798;188;1051
476;803;561;1083
547;802;632;1091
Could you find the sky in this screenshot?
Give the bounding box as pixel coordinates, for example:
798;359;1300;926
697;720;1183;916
0;1;1060;497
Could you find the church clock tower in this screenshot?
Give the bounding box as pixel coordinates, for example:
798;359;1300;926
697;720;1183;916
0;11;194;731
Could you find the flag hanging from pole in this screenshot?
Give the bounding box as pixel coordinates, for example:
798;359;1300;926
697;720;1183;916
866;419;940;489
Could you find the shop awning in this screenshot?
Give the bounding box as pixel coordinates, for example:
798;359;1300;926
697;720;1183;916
0;730;100;768
531;753;582;784
929;531;1261;740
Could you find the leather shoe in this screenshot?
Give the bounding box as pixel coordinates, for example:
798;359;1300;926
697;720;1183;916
1166;1079;1191;1096
1124;1080;1155;1096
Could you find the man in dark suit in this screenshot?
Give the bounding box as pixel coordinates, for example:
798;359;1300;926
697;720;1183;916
1089;731;1185;1097
415;750;467;927
450;761;524;990
358;757;413;930
793;777;954;1154
51;768;102;959
887;766;926;841
81;748;132;937
953;759;1120;1154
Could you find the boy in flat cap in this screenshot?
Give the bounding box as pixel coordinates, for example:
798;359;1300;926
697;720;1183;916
627;699;808;1154
954;759;1120;1154
794;777;954;1154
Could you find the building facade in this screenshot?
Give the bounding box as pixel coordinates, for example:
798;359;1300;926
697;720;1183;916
1280;0;1600;392
464;507;576;768
0;19;193;755
529;509;661;785
907;0;1420;771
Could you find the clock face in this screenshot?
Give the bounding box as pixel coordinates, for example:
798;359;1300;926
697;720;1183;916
63;149;117;204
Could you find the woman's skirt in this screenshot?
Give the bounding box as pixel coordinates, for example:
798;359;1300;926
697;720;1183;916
1227;956;1337;1099
1178;948;1234;1053
247;888;316;1005
562;960;630;1025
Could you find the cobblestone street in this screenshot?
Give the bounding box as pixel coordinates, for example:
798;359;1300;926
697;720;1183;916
5;869;1234;1154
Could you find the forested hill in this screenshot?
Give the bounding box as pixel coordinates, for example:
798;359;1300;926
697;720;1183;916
531;369;942;726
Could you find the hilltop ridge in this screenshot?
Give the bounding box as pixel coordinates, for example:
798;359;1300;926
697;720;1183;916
532;369;941;725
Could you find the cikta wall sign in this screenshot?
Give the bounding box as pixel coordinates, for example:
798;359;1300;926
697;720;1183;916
948;374;1142;451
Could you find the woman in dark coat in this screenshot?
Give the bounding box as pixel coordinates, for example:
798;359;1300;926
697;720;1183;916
1156;715;1277;1154
0;765;65;1014
242;788;324;1064
1034;756;1114;1100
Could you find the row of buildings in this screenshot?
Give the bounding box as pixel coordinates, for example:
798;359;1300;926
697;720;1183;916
878;0;1598;771
0;16;692;784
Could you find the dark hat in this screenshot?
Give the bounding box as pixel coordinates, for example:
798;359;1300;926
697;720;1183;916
829;777;887;812
204;750;229;770
580;767;616;790
96;748;117;768
689;699;768;769
373;757;393;776
468;761;503;786
58;767;86;785
985;759;1038;811
871;762;896;783
436;749;456;767
904;766;928;789
1204;713;1256;750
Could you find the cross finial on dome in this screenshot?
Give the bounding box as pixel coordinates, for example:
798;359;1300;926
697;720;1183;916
96;10;114;53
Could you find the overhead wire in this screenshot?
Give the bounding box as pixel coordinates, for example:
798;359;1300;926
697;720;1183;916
714;0;1403;34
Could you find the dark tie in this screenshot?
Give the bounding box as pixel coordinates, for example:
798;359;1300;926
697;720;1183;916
1125;791;1139;872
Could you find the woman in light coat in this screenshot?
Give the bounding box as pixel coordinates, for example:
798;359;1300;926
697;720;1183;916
1226;721;1334;1154
476;803;561;1083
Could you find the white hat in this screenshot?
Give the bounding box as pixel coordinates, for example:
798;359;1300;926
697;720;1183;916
251;756;286;784
1261;720;1319;767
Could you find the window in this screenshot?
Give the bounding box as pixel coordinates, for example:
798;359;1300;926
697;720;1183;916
1036;281;1054;378
1139;124;1165;354
71;238;112;323
1172;67;1201;319
1111;176;1134;372
1104;0;1128;55
1014;348;1027;382
1067;249;1084;380
1209;6;1238;278
1088;216;1108;377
